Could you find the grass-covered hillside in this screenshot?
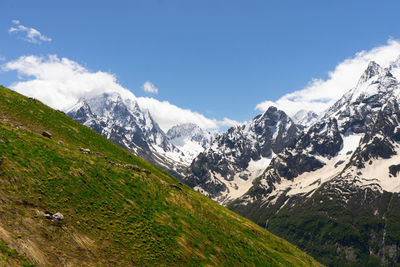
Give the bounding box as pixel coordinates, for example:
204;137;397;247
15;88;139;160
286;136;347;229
0;85;320;266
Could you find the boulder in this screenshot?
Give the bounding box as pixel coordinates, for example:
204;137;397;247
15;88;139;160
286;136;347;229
41;131;52;138
44;211;64;221
44;211;53;220
52;212;64;221
80;148;91;154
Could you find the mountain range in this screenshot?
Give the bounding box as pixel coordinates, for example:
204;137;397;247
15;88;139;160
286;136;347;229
0;85;319;266
228;58;400;265
63;55;400;265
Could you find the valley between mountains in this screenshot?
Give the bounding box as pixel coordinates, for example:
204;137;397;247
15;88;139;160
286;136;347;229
64;55;400;265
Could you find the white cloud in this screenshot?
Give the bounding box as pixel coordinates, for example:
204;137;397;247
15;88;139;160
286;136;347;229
2;55;135;110
255;39;400;116
137;97;240;132
8;20;52;44
142;81;158;94
2;54;238;131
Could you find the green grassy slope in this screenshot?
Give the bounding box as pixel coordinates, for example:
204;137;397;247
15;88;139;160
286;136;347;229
0;85;321;266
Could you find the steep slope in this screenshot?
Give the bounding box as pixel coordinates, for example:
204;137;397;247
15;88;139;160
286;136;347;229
66;93;188;178
229;61;400;266
0;85;320;266
185;106;301;205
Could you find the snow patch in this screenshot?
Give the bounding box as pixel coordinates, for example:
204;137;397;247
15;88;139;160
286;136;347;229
348;145;400;193
213;155;275;205
267;133;363;198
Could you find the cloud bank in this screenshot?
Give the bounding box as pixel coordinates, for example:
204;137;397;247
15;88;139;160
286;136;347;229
2;55;131;109
2;55;238;131
255;39;400;116
9;20;52;44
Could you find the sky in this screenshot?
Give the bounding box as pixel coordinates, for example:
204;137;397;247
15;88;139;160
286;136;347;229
1;0;400;131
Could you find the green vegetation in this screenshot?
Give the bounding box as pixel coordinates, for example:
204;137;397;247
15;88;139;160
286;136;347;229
0;240;34;267
0;86;320;266
230;185;400;266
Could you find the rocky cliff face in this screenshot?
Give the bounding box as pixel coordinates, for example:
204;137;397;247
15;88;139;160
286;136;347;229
184;106;301;204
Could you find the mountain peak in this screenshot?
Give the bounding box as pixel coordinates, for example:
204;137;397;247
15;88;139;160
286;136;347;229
255;106;282;123
65;98;89;113
357;61;383;85
266;105;278;112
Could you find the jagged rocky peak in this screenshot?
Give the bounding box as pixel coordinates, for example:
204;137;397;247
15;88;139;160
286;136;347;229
83;92;144;122
345;61;397;112
357;61;383;85
247;106;301;153
65;99;96;124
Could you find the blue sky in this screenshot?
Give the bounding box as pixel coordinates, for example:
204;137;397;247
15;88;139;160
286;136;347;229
1;0;400;130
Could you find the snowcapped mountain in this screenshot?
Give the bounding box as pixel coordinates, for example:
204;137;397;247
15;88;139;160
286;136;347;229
228;59;400;265
166;123;214;164
184;106;301;205
232;61;400;205
66;92;208;178
67;92;173;157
